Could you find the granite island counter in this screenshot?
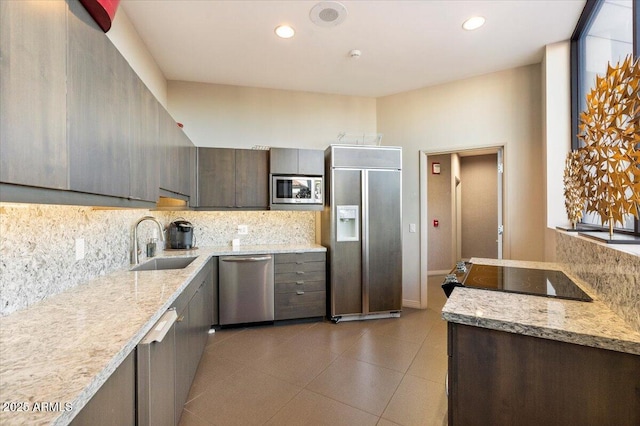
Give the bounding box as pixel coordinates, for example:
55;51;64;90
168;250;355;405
0;244;326;425
442;257;640;425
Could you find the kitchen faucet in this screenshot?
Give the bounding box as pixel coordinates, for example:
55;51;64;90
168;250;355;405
132;216;165;264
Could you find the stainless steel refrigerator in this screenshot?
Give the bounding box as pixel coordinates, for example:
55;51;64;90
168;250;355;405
321;145;402;322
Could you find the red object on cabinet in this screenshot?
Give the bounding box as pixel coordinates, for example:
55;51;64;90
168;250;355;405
433;219;439;227
79;0;120;32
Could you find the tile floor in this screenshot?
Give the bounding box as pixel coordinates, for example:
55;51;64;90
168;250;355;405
179;275;449;426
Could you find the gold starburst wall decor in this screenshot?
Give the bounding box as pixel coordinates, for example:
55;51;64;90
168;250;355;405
578;55;640;238
563;149;586;229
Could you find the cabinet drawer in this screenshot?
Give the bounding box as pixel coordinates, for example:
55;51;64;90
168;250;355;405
275;279;326;294
275;261;325;274
275;291;325;320
275;252;325;264
275;270;325;283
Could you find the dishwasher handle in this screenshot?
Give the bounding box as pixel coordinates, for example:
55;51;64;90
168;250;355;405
221;256;272;263
141;309;178;345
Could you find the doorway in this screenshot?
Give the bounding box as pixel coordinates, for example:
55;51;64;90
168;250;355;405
419;147;504;306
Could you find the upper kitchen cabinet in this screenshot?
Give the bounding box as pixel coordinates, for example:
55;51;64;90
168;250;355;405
67;0;131;198
158;107;193;198
129;80;160;202
0;1;68;190
270;148;324;176
197;148;269;209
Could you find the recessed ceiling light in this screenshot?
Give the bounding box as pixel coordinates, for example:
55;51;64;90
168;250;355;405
462;16;485;31
275;25;295;39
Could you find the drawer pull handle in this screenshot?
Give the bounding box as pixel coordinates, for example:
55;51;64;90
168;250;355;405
296;271;305;275
296;281;304;285
296;261;304;265
296;291;305;295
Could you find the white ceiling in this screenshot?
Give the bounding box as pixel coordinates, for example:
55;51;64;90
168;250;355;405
120;0;586;98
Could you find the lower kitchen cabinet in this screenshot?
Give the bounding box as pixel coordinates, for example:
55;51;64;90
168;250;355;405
175;259;214;425
70;350;136;426
274;252;326;320
447;323;640;426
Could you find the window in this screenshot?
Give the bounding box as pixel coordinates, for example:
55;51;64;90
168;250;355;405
571;0;639;236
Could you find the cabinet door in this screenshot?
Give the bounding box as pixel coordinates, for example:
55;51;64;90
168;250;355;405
235;149;268;208
0;1;68;189
174;306;190;426
70;350;136;426
270;148;298;174
197;148;235;207
67;1;131;198
130;81;159;202
298;149;325;176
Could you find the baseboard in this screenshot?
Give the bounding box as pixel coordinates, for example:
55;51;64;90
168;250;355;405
402;299;422;309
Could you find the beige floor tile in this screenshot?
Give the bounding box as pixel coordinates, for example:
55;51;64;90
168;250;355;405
249;321;316;341
184;367;301;426
207;328;286;365
178;409;213;426
406;344;448;384
186;352;246;402
376;419;402;426
287;321;369;354
342;332;422;373
204;327;245;348
381;375;448;426
265;389;379;426
306;356;403;416
371;313;435;345
251;339;339;387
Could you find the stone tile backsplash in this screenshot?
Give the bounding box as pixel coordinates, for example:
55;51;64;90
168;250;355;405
0;204;316;316
556;231;640;333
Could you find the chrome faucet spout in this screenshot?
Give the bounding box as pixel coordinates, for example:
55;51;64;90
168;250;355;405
132;216;165;265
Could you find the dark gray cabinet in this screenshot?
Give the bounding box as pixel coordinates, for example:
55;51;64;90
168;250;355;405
0;1;68;190
447;323;640;426
70;350;136;426
0;1;195;206
197;148;269;209
174;259;214;425
274;252;326;320
67;0;131;198
270;148;324;176
130;79;159;202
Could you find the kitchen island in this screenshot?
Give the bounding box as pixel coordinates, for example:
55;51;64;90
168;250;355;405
442;258;640;426
0;244;326;425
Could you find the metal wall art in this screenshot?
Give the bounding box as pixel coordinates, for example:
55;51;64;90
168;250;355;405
576;55;640;238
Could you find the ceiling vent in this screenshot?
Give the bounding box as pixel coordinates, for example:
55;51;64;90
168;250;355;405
309;1;348;27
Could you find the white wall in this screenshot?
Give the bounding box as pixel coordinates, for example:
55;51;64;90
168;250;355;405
377;65;544;305
106;7;168;107
542;41;572;261
167;81;377;149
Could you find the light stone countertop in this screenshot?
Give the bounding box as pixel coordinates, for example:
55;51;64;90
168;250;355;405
442;257;640;355
0;244;326;426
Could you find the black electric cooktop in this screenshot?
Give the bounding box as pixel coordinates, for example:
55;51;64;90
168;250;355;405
449;263;593;302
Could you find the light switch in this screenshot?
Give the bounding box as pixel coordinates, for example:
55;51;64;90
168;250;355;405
409;223;416;233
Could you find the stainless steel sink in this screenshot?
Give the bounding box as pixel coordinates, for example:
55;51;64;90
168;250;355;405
131;256;197;271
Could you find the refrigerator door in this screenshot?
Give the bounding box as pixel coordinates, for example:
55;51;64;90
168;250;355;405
365;169;402;313
330;169;363;316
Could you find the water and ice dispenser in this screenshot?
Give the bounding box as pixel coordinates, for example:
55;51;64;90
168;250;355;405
336;205;359;241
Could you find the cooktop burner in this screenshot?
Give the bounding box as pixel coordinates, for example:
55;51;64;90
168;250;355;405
455;264;592;302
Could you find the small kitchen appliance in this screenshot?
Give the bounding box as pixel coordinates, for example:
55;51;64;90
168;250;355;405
167;219;194;249
271;175;323;205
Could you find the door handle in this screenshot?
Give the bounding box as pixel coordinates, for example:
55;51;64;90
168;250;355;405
296;291;305;295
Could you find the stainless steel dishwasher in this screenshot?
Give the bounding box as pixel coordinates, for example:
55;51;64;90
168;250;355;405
219;255;274;325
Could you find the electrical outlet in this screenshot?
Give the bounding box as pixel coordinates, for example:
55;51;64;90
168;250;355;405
237;225;248;235
409;223;416;233
75;238;85;261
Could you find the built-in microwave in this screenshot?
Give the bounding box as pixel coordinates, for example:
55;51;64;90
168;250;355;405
271;176;323;205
